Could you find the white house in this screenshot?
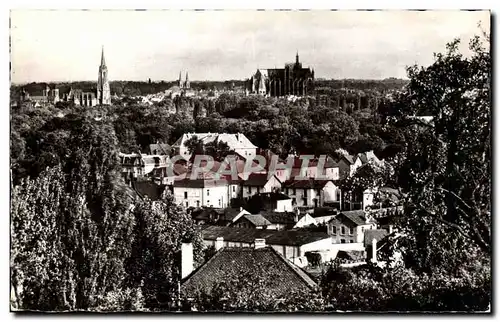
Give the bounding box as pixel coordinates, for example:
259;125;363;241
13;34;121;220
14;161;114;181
285;156;340;181
173;178;229;208
172;132;258;160
119;153;170;182
282;179;341;208
327;210;378;244
201;226;334;267
241;173;282;199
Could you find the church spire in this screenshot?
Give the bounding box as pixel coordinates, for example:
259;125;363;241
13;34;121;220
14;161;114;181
100;46;106;67
296;51;299;64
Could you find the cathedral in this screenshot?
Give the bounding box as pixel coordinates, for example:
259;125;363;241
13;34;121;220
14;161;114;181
247;52;315;97
97;46;111;105
20;47;112;107
63;46;111;106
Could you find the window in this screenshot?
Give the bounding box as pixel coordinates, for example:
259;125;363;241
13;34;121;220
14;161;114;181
232;186;235;192
207;189;210;196
293;188;296;195
303;198;307;206
219;199;221;206
303;189;308;198
184;191;188;199
341;226;346;235
350;240;354;243
248;186;251;193
196;200;200;207
257;187;260;193
341;239;346;244
349;227;354;235
331;226;337;235
185;202;188;208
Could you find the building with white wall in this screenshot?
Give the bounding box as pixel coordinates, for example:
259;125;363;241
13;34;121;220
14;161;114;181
173;179;229;208
172;132;258;160
327;210;378;244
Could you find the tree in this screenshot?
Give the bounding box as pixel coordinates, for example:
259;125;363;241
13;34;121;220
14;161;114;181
386;34;491;265
126;192;204;310
11;117;139;311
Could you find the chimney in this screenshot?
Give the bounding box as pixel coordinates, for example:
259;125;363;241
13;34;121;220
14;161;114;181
215;237;224;251
371;238;377;263
294;208;300;222
181;242;194;279
254;238;266;249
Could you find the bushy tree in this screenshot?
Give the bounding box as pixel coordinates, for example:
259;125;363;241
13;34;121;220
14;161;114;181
126;192;204;310
11;117;139;311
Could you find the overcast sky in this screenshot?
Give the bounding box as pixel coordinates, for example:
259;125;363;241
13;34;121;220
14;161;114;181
10;10;489;83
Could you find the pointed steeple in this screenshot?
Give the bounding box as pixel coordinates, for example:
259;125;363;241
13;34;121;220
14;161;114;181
100;46;106;67
185;71;189;82
296;51;299;64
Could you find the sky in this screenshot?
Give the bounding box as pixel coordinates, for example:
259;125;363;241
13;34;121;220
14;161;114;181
10;10;490;83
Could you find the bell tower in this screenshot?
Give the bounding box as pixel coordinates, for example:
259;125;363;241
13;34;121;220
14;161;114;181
97;46;111;105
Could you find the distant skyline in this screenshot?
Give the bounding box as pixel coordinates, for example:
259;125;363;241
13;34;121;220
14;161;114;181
10;10;490;83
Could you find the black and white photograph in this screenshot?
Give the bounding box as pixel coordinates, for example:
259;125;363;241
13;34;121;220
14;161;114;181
9;8;492;313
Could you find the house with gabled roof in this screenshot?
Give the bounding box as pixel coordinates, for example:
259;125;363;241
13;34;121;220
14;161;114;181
173;178;229;209
172;132;258;160
190;207;251;226
327;210;377;244
231;214;273;229
240;173;282;199
282;179;340;208
180;241;318;300
200;226;333;266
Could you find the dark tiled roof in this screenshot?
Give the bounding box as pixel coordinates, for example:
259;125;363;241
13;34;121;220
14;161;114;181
311;207;338;218
336;210;366;226
241;173;274;187
242;214;272;227
222;208;246;222
193;208;223;221
364;229;389;246
260;211;297;225
283;179;332;189
257;192;291;201
132;181;166;201
265;229;331;246
357;153;369;164
173;178;228;188
202;226;272;243
181;247;318;297
149;143;171;155
341;154;355;164
201;226;330;246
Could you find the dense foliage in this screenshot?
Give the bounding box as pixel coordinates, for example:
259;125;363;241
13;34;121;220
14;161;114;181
10;33;491;312
10;113;203;311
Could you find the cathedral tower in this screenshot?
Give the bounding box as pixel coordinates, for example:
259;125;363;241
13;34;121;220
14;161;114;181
97;46;111;105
